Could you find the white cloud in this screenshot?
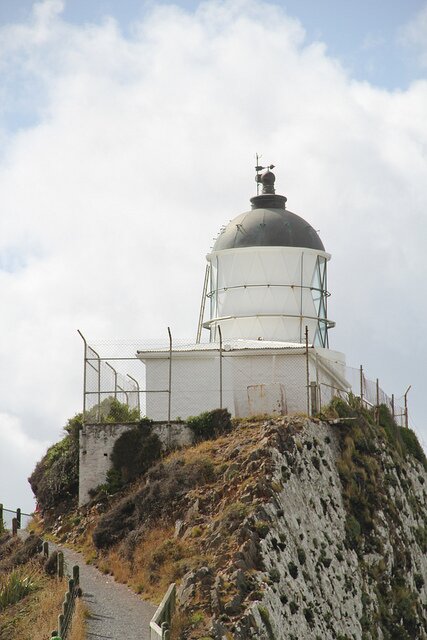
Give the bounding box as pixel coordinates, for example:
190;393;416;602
0;413;48;511
0;0;426;507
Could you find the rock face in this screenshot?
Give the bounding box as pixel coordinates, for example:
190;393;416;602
175;411;427;639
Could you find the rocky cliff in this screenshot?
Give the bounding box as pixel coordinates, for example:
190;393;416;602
198;414;427;640
37;401;427;640
171;405;427;639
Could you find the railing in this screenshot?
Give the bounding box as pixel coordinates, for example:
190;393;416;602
51;562;81;640
315;360;407;427
150;583;176;639
0;504;32;532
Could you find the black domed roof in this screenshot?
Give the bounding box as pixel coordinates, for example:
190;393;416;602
212;192;325;252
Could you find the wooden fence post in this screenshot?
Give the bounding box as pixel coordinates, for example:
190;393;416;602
16;508;21;529
43;541;49;558
57;551;64;579
0;504;3;526
73;565;80;586
58;613;64;637
12;517;18;536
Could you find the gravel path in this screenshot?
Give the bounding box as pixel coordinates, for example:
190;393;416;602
60;547;157;640
15;529;156;639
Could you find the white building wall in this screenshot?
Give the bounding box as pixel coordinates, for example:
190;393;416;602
143;348;345;421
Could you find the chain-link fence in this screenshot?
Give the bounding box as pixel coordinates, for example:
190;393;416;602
78;329;410;428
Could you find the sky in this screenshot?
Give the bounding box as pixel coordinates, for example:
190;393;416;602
0;0;427;512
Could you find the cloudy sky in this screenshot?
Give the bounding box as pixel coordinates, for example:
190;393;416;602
1;0;427;512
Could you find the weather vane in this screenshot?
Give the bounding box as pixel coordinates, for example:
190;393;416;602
255;153;275;195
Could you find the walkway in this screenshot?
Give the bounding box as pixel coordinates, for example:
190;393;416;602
60;546;156;640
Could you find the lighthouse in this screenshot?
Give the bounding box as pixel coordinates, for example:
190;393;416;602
199;166;334;347
138;166;347;420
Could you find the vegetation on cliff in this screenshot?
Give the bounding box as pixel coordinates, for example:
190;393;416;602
28;413;81;518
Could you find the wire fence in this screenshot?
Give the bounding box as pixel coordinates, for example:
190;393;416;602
78;328;410;429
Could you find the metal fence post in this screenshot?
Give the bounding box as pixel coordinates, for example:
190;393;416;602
106;362;118;400
391;394;395;422
360;365;364;406
127;374;141;416
404;385;411;428
167;327;172;424
376;378;380;425
77;330;88;424
97;351;101;422
305;326;310;416
0;504;3;527
16;508;21;529
309;381;318;415
218;324;223;410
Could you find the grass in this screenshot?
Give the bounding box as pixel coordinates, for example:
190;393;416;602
0;564;74;639
69;598;90;640
0;566;39;610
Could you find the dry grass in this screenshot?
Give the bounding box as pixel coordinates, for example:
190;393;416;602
69;598;89;640
98;525;200;603
0;556;87;640
0;565;66;639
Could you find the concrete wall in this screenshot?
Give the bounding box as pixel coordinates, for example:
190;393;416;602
79;421;193;506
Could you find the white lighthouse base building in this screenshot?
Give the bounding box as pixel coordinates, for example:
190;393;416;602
137;166;348;421
138;341;347;421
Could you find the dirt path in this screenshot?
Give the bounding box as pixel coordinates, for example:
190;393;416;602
59;546;157;640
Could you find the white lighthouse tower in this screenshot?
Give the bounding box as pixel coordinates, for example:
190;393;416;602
200;166;334;347
139;166;346;420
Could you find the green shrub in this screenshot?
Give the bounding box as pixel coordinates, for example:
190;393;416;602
86;398;140;424
258;606;275;639
345;514;361;550
111;421;161;485
414;573;424;591
28;414;81;515
304;606;315;627
269;568;280;583
187;408;232;442
398;428;427;470
289;600;299;614
288;561;298;579
254;521;270;538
